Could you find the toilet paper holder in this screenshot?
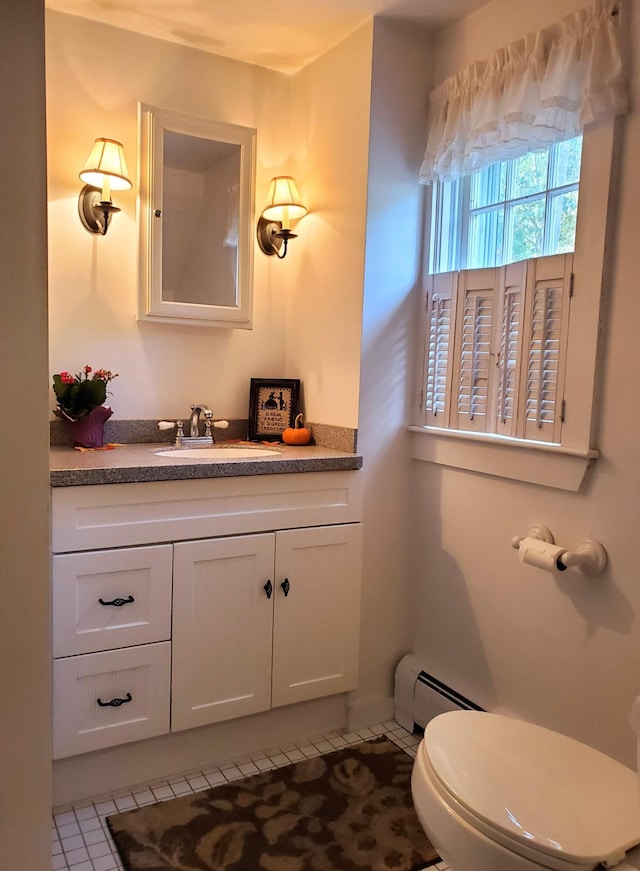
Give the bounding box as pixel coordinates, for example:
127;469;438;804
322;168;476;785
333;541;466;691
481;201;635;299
511;524;607;576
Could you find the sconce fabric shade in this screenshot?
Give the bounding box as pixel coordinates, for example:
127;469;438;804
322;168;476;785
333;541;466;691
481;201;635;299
257;175;307;259
79;138;132;191
78;138;132;235
261;176;307;224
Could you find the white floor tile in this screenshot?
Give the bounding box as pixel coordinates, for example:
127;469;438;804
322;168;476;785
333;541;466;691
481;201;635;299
204;770;226;788
220;764;243;781
87;841;112;860
310;739;333;753
113;795;137;812
131;788;155;806
74;805;98;821
94;801;117;816
60;834;84;853
82;829;108;848
78;817;102;834
283;748;305;763
169;780;192;796
63;846;90;865
57;822;81;840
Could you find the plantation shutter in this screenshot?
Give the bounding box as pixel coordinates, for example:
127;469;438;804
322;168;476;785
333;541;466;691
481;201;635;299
424;272;457;427
519;254;572;442
452;268;499;432
495;261;527;438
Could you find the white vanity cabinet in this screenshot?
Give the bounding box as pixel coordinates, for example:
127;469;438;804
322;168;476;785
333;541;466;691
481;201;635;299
171;523;362;732
51;472;362;759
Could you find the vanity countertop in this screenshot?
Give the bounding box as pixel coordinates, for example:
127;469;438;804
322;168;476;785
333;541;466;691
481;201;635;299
50;442;362;487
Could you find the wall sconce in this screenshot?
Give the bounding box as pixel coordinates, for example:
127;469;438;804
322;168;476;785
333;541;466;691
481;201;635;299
257;176;307;259
78;138;132;236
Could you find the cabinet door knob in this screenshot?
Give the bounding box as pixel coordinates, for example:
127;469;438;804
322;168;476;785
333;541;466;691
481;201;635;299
281;578;290;597
98;595;135;607
96;692;132;708
263;580;273;599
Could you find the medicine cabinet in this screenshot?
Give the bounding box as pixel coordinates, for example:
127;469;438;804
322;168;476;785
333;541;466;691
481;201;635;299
138;104;256;328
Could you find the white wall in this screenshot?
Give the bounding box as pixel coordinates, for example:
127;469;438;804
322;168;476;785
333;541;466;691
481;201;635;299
410;0;640;767
0;1;52;868
46;12;292;422
351;17;434;724
286;23;373;428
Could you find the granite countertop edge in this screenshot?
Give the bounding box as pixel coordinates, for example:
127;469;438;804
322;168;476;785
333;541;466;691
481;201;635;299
50;443;363;487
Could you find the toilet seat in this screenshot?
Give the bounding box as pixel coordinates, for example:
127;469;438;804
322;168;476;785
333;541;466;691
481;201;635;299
423;712;640;869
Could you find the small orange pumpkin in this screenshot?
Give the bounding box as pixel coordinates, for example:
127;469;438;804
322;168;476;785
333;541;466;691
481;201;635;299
282;413;311;445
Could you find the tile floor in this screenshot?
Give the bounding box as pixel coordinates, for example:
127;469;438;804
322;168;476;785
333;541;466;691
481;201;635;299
52;719;450;871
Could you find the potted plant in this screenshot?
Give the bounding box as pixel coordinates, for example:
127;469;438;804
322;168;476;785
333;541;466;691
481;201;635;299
52;365;118;448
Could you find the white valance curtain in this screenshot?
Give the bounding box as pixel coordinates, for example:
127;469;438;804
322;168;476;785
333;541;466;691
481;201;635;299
419;0;627;184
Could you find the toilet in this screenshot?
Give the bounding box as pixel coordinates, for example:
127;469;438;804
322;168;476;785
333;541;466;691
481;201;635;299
411;711;640;870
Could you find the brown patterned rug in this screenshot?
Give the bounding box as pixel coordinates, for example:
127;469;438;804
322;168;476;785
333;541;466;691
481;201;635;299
106;737;439;871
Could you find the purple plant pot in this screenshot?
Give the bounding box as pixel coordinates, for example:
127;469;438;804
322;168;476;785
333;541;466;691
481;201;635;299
66;406;113;448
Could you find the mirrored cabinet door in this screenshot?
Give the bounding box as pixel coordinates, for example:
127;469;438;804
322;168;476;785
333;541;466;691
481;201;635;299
138;104;256;328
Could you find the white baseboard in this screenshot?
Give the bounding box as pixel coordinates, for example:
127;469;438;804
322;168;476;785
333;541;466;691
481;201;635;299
347;694;395;731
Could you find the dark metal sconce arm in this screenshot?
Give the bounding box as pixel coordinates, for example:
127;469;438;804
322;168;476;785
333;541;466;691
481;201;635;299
256;217;298;259
78;184;121;235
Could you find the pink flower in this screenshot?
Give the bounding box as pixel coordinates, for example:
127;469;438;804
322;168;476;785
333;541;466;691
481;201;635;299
94;368;117;381
84;365;92;374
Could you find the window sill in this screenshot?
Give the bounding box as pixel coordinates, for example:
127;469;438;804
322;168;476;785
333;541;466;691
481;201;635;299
409;426;598;491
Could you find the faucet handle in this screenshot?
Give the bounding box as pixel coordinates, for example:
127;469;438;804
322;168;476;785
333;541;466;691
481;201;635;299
175;421;184;445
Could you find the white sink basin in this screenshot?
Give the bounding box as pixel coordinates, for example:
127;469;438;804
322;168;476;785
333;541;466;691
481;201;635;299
156;446;280;460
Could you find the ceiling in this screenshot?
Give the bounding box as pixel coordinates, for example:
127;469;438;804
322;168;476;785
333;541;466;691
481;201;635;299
44;0;489;74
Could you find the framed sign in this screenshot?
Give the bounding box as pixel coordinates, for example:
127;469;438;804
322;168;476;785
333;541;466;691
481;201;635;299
248;378;300;441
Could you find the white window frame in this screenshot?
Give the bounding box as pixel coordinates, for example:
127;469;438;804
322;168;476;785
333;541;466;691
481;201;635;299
411;120;617;492
430;138;582;275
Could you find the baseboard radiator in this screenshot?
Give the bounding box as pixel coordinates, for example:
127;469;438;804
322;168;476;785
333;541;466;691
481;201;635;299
394;654;484;734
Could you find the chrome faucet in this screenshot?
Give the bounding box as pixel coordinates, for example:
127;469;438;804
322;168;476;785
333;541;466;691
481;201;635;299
173;404;215;447
189;404;214;437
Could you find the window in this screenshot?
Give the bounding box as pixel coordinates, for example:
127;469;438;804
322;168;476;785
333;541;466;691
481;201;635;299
430;137;582;274
413;121;616;491
423;254;572;444
413;1;625;490
421;139;581;450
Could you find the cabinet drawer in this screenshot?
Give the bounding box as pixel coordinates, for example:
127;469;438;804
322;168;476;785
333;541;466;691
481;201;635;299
53;642;171;759
51;472;363;552
52;545;172;657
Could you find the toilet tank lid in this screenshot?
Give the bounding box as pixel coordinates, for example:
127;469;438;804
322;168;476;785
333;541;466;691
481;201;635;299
424;711;640;867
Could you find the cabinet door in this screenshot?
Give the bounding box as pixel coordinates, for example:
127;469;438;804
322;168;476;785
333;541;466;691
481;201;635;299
172;534;274;731
272;523;362;707
52;545;173;657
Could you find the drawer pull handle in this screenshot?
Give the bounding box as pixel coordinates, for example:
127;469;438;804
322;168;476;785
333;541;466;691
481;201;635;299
281;578;290;597
264;580;273;599
97;692;132;708
98;595;135;607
